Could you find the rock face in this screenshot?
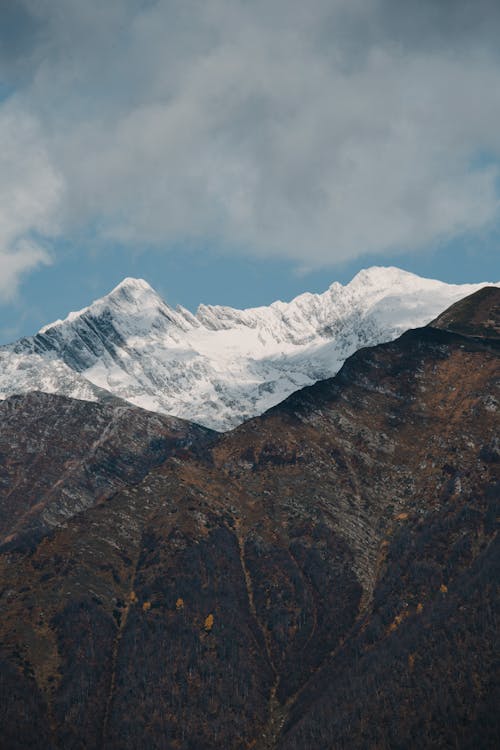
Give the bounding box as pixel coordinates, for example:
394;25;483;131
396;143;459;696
0;287;498;749
0;393;214;551
1;267;498;430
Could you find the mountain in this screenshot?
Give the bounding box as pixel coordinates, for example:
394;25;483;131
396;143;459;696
0;393;213;553
0;287;498;749
1;267;498;430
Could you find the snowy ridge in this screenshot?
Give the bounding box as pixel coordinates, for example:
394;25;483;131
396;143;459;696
1;267;498;430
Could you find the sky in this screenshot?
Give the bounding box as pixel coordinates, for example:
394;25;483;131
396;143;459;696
1;0;500;343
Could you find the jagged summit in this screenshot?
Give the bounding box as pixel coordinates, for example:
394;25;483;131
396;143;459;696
112;276;154;293
39;276;167;334
1;267;499;430
104;276;164;308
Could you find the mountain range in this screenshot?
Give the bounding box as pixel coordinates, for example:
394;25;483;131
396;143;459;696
1;266;498;429
0;283;498;749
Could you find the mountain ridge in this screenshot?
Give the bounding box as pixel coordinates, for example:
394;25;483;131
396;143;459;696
1;266;499;430
0;287;498;748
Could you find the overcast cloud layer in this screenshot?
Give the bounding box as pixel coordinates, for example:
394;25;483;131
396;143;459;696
1;0;500;296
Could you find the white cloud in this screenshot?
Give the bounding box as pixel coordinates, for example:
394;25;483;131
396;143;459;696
0;240;51;301
1;0;500;272
0;102;60;300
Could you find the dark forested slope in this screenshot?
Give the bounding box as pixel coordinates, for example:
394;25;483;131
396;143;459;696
0;288;498;749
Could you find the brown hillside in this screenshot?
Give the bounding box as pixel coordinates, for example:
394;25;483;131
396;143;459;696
0;289;498;749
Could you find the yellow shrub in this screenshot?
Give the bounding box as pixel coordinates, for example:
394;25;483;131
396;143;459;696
204;613;214;632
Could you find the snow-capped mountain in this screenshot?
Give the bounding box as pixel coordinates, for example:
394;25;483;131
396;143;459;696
1;267;498;430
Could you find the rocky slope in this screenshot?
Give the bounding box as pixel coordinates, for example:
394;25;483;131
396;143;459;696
1;267;498;430
0;287;498;749
0;393;213;552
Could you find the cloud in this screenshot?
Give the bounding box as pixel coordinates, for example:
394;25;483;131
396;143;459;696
0;101;60;300
0;241;51;301
1;0;500;271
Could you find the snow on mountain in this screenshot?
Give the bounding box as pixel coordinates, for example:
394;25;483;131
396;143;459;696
1;267;498;430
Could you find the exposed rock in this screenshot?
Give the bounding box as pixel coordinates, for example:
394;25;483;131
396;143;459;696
0;392;213;551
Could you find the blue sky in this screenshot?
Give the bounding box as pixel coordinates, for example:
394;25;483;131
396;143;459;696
1;231;498;345
1;1;500;343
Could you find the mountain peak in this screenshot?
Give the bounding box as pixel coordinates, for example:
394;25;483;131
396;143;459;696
105;277;162;306
39;277;163;334
348;266;430;289
109;277;156;295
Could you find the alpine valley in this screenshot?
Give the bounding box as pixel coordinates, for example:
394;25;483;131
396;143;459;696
0;275;499;750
